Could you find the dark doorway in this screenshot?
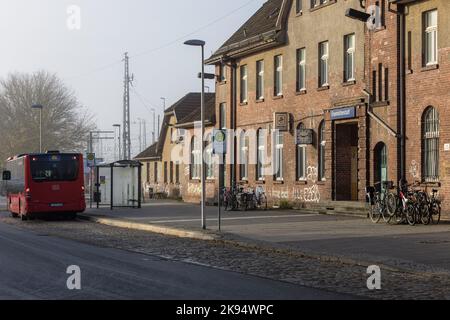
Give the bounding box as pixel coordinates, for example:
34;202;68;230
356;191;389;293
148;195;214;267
334;122;359;201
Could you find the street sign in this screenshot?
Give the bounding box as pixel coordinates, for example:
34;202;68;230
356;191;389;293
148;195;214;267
213;129;227;154
86;153;96;167
330;106;356;121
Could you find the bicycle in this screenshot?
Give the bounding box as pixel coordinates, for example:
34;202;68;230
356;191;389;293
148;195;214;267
387;180;418;226
429;188;441;225
367;181;395;224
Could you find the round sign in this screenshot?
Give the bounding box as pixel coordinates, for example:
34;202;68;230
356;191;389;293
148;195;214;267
215;131;225;143
87;153;95;161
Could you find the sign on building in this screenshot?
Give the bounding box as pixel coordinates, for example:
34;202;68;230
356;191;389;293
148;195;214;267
330;106;356;121
296;128;314;145
274;112;290;132
213;129;227;154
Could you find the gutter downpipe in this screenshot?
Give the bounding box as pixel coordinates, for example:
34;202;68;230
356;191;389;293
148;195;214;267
399;4;406;185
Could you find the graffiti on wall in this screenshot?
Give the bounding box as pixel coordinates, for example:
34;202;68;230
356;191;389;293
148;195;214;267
187;183;201;196
409;160;419;179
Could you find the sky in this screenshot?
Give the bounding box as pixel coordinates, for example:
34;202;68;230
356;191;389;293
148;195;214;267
0;0;266;158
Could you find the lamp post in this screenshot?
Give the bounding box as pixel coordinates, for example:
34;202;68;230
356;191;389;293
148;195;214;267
113;124;121;161
184;39;206;230
31;104;43;153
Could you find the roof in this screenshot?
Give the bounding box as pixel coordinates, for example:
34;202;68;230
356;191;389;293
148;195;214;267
133;92;216;160
175;93;216;127
166;92;215;123
206;0;290;64
134;142;160;161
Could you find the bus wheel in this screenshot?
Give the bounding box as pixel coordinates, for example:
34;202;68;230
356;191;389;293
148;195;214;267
11;212;19;218
20;214;28;221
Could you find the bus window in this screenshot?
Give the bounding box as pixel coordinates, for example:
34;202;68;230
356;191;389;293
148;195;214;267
30;155;79;182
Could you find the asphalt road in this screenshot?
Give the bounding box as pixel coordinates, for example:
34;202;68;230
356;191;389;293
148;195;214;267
0;221;351;300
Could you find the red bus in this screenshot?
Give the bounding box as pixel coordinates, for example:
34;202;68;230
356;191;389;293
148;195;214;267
2;152;86;220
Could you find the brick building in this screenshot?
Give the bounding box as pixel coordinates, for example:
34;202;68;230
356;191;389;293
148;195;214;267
206;0;450;214
135;92;217;203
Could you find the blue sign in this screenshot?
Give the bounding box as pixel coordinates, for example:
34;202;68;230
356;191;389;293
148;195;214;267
330;107;356;120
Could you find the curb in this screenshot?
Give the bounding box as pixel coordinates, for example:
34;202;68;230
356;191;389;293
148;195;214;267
78;214;217;241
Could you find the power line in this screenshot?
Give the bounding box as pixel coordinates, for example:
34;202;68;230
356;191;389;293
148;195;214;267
64;0;259;80
130;0;259;60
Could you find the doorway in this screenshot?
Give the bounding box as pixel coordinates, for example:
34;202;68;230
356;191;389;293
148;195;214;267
334;122;359;201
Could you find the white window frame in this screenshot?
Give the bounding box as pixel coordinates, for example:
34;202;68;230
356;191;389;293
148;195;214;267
344;34;355;82
240;133;249;181
256;60;265;100
240;65;248;103
424;10;438;66
257;129;265;181
274;55;283;97
191;137;201;180
297;48;306;91
319;41;329;87
275;131;284;181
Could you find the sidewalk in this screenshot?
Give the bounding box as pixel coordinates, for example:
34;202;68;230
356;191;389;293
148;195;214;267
81;200;450;275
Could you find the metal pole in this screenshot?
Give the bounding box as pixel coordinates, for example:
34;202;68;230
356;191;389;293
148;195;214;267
201;45;206;230
152;110;156;143
118;126;121;160
39;108;42;153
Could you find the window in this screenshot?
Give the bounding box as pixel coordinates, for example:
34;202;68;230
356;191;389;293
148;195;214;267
240;65;248;103
274;55;283;96
154;163;158;183
175;163;180;184
219;103;227;129
190;136;201;180
423;9;438;66
169;161;174;183
311;0;327;8
422;107;440;181
297;48;306;91
206;134;214;179
219;63;227;82
344;34;355;82
257;129;265;181
256;60;265;100
239;131;249;181
146;163;150;183
318;121;326;181
296;0;302;14
296;124;307;181
274;130;284;181
319;41;329;87
384;68;389;101
163;162;168;183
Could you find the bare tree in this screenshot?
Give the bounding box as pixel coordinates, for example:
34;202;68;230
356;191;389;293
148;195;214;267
0;71;96;164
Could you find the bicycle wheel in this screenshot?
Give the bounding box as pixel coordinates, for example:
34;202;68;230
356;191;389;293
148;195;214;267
419;202;431;225
431;202;441;225
369;196;382;224
386;192;398;218
406;204;417;226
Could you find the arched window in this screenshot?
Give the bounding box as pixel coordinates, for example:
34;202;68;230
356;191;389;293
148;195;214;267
422;107;440;181
190;136;201;180
239;130;249;181
296;123;307;181
257;128;265;181
205;133;214;179
318;121;326;181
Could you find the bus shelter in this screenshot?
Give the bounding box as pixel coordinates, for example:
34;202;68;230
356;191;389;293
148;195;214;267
93;160;142;210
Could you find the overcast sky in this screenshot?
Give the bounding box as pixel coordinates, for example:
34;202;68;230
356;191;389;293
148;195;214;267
0;0;265;157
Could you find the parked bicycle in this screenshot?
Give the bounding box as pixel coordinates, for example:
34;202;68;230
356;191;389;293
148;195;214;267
222;185;268;211
367;181;395;224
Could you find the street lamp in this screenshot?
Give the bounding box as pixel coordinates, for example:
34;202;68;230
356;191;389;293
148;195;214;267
113;124;121;161
31;104;43;153
184;39;206;230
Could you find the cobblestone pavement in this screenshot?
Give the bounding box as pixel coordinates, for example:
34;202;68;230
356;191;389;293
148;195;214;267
1;212;449;300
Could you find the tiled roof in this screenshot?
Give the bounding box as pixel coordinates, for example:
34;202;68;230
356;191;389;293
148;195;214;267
206;0;288;63
134;142;159;160
176;93;216;126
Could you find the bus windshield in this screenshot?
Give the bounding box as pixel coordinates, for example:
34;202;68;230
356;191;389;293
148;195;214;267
30;155;80;182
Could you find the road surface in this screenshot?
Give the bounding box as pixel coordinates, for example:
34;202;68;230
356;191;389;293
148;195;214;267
0;221;352;300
